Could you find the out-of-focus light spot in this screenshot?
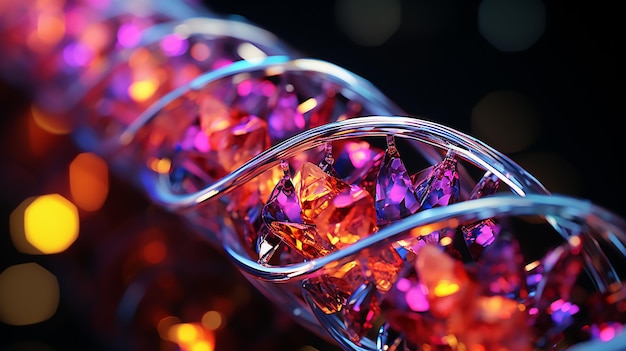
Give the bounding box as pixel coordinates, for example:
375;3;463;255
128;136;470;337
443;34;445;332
128;78;159;102
297;98;317;114
160;33;188;57
191;42;211;61
514;152;581;196
406;284;429;312
439;236;453;246
148;157;172;174
117;23;142;48
335;0;401;46
63;42;93;67
237;42;266;61
143;240;167;264
433;279;460;297
525;260;541;272
346;141;371;169
471;90;540;153
128;47;151;68
0;263;59;326
190;341;212;351
81;22;110;52
21;194;79;254
201;310;223;331
70;152;109;211
478;0;545;52
37;12;65;45
158;316;181;340
170;323;202;343
31;105;72;135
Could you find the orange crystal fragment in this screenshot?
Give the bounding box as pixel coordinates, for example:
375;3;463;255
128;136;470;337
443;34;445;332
269;221;334;259
294;161;350;224
315;185;378;249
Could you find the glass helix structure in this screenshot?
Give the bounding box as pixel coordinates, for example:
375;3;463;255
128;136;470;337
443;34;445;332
1;1;625;351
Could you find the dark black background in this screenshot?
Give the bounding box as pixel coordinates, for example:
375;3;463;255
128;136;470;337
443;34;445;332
1;0;624;350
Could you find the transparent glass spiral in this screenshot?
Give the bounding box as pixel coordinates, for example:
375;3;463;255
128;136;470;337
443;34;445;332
1;1;625;351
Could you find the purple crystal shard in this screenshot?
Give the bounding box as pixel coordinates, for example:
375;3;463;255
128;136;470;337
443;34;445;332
462;218;501;261
469;171;501;200
414;156;460;211
530;237;585;348
262;175;303;225
476;232;528;300
375;152;420;225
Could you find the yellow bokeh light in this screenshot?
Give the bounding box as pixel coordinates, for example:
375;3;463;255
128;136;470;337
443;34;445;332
433;280;460;297
70;152;109;211
128;78;159;102
0;263;60;326
170;323;202;344
23;194;79;254
190;340;213;351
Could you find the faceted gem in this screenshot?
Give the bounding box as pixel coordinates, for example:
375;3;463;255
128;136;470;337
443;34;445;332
379;266;450;348
469;171;501;199
336;141;385;197
262;175;303;225
476;232;528;300
269;221;334;259
454;295;533;351
315;185;377;249
342;281;381;343
256;223;284;265
211;115;271;172
303;260;364;314
302;88;337;129
414;157;460;211
530;237;585;349
168;150;225;194
364;247;405;293
294;162;350;224
415;244;470;319
462;218;500;260
375;152;420;225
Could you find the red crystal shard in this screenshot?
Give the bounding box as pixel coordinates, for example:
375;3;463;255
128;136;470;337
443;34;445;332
375;152;420;225
342;281;382;343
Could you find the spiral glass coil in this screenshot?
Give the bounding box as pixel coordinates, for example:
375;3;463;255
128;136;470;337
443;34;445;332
1;1;625;351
